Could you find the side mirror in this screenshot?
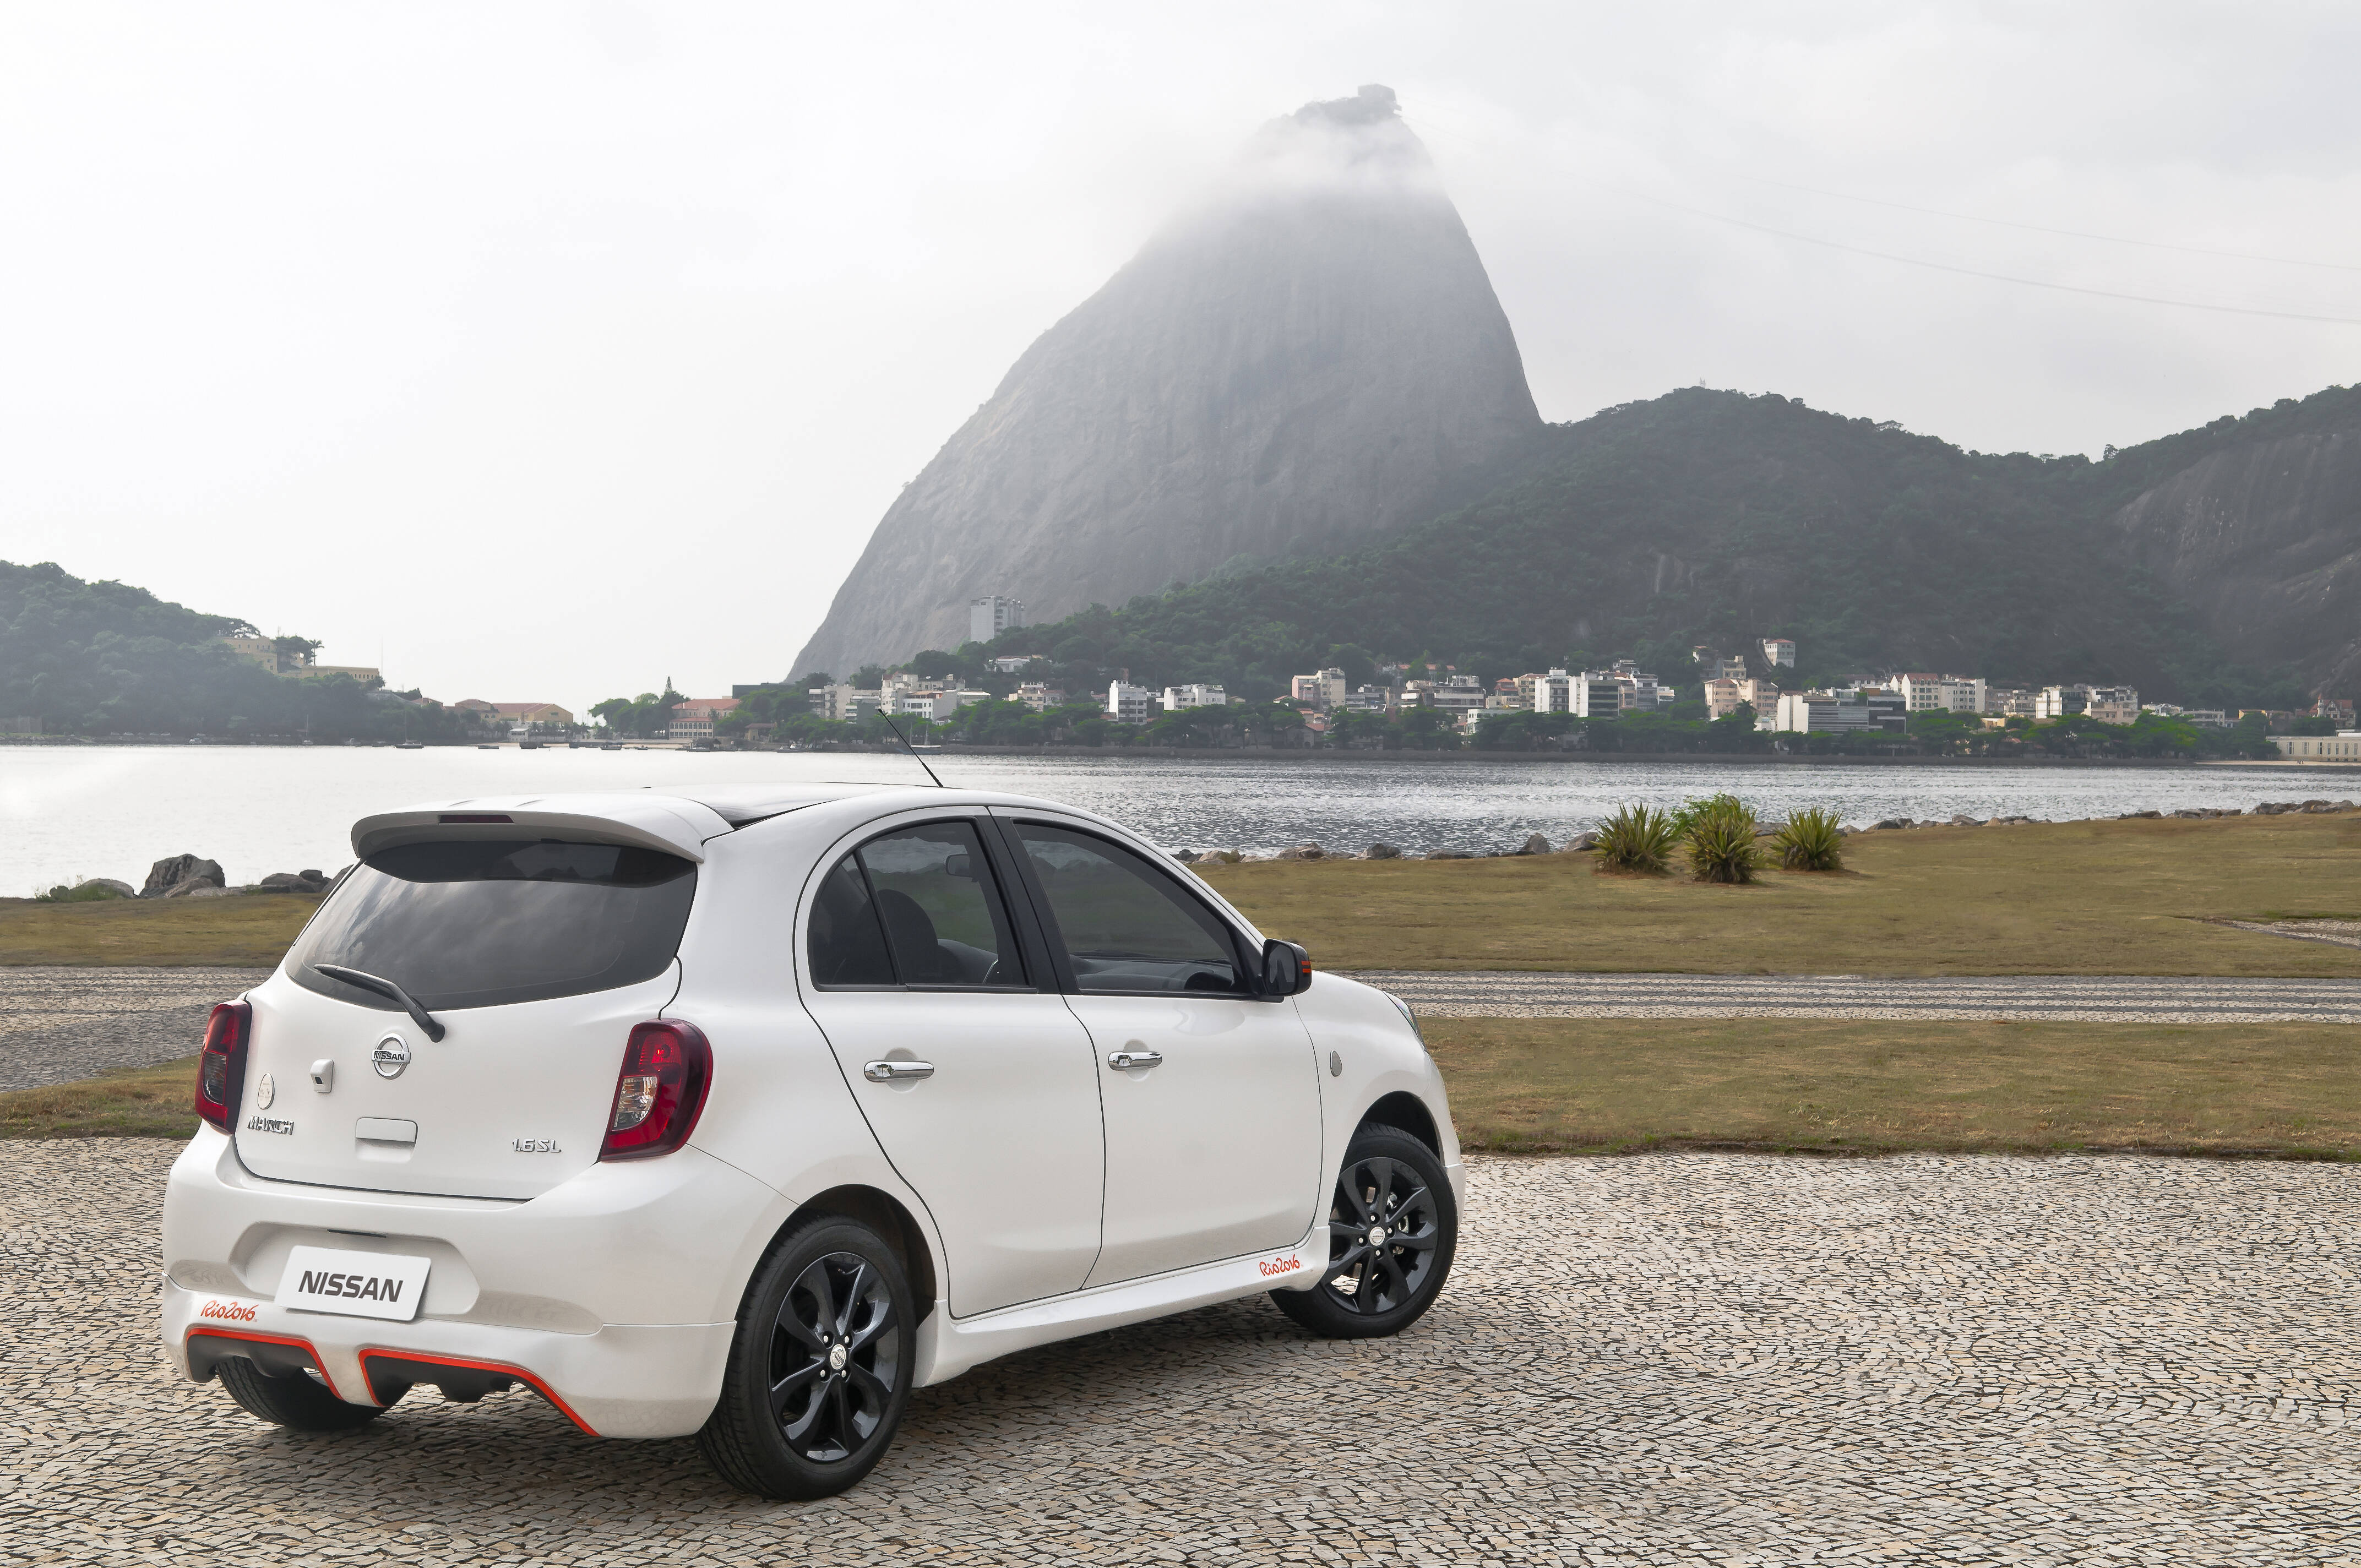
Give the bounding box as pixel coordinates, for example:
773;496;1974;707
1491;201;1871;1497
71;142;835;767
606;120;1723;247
945;853;973;879
1260;939;1312;996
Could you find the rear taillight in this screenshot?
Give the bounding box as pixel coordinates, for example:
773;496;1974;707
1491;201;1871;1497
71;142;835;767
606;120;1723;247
599;1021;712;1161
194;1001;253;1133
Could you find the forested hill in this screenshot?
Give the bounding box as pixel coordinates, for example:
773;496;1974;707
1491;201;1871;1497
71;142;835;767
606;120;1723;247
911;384;2360;707
0;560;474;740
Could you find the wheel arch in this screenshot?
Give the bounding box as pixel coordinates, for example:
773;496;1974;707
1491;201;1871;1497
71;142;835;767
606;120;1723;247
1358;1091;1440;1156
782;1184;940;1323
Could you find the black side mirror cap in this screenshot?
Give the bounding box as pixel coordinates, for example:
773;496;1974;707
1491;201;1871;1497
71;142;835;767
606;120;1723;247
1260;938;1312;996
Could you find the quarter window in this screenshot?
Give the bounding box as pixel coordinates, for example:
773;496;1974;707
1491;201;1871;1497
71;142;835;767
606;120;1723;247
1011;824;1245;994
807;821;1024;989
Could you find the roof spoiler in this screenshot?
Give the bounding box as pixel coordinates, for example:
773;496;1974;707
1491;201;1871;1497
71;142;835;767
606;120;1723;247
351;796;731;863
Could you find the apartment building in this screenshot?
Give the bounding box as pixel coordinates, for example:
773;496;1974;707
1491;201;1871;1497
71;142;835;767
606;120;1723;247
1290;668;1348;709
1015;682;1067;711
810;684;883;723
968;596;1026;643
1774;690;1908;734
1985;688;2037;718
667;696;738;741
1761;638;1796;668
1893;673;1988;714
1530;669;1576;715
1573;671;1626;718
2035;684;2092;720
2086;686;2140;725
1106;680;1151;723
2271;732;2361;759
1162;683;1227;710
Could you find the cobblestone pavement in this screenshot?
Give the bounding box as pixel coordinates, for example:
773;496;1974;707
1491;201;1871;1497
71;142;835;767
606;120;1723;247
4;1141;2357;1565
0;968;273;1091
1351;970;2361;1023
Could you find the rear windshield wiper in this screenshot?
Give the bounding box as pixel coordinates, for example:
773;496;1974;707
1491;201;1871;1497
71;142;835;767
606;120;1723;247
313;963;447;1042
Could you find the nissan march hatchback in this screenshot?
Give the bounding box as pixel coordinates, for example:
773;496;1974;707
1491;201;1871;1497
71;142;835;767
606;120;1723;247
161;784;1464;1498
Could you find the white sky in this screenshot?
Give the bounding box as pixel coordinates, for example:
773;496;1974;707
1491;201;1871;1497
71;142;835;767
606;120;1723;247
4;2;2356;713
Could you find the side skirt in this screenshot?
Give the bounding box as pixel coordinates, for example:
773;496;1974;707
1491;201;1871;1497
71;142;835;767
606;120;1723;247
913;1220;1324;1387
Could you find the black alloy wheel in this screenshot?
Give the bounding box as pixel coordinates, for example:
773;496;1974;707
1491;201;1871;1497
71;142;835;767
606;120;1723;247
699;1217;916;1500
1272;1124;1457;1339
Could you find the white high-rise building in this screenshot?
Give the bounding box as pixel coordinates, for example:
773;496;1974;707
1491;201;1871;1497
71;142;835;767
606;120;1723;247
1106;680;1151;723
969;595;1027;644
1162;683;1226;710
1761;638;1796;668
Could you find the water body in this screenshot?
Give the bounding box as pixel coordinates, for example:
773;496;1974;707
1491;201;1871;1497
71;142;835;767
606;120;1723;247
3;745;2349;896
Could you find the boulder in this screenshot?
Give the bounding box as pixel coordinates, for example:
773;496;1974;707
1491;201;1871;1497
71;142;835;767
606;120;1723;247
253;872;322;892
1170;849;1200;863
164;880;233;899
1568;830;1601;851
1272;842;1326;861
1515;832;1552;856
2119;809;2163;820
1869;818;1908;831
141;854;224;897
71;878;135;900
1427;848;1472;860
1363;843;1403;859
1949;814;1982;826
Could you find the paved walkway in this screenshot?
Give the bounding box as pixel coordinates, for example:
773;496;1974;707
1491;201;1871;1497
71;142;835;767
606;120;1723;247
4;1141;2357;1564
1351;970;2361;1023
0;967;273;1091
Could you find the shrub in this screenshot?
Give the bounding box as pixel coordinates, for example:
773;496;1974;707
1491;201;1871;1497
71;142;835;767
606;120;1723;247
31;881;125;903
1685;794;1762;884
1592;804;1678;874
1772;807;1846;872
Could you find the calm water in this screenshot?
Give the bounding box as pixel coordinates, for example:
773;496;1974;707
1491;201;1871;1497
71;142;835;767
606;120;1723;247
2;745;2349;894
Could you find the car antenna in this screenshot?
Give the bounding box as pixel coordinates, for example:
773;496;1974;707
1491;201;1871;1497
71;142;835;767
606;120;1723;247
877;710;945;788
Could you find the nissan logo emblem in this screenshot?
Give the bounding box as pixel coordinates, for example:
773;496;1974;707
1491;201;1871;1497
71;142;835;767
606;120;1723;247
372;1034;412;1080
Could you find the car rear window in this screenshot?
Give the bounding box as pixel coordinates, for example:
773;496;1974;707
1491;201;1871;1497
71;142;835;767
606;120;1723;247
289;840;698;1011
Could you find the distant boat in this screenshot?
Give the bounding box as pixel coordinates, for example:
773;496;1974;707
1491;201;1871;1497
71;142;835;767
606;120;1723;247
477;743;498;750
519;738;543;750
394;742;424;750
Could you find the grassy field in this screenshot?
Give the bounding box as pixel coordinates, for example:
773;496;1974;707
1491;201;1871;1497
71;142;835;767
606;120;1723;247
1424;1017;2361;1158
0;1056;200;1139
1198;813;2361;976
0;893;319;966
9;1021;2356;1158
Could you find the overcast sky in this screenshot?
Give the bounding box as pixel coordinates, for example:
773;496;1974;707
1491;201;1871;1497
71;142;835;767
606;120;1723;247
4;2;2356;713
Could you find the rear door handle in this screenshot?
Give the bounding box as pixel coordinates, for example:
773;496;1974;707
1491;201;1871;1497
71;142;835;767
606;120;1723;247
863;1060;935;1082
1106;1049;1163;1070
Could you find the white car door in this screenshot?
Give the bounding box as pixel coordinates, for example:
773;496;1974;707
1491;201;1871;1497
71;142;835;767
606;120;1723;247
798;815;1106;1318
992;814;1323;1287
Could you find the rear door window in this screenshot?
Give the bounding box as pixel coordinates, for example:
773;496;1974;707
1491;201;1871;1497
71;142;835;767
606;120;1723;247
1009;823;1246;994
807;820;1025;989
289;840;697;1011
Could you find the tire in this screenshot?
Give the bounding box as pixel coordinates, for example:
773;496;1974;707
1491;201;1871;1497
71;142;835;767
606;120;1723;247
698;1216;917;1500
216;1357;389;1431
1271;1123;1457;1340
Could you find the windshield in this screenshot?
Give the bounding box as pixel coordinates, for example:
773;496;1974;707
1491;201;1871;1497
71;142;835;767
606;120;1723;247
289;840;698;1011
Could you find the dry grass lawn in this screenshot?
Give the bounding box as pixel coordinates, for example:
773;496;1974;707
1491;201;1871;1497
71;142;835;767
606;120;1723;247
0;1055;199;1140
1199;812;2361;976
0;894;319;966
1428;1017;2361;1157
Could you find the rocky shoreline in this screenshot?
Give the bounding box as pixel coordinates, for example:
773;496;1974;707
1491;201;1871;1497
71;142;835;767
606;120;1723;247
1173;797;2359;863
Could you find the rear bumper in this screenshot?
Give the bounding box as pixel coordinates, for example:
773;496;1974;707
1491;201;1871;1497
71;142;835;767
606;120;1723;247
164;1281;732;1436
160;1127;781;1439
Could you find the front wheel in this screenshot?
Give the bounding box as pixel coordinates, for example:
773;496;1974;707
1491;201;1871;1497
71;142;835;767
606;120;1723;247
698;1216;916;1500
1271;1124;1457;1339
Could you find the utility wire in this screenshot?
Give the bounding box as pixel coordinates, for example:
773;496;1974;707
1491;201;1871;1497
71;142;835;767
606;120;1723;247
1604;186;2361;327
1745;176;2361;274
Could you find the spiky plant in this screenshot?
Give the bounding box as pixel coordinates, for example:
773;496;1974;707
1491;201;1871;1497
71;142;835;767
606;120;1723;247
1591;804;1678;874
1685;794;1763;884
1772;807;1846;872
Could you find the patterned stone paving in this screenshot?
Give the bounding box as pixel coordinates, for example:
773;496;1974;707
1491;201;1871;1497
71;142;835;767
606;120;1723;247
0;968;273;1091
3;1140;2358;1564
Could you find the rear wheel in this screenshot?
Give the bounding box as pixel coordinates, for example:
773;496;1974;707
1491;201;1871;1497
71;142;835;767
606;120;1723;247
1271;1124;1456;1339
216;1357;388;1431
698;1216;916;1500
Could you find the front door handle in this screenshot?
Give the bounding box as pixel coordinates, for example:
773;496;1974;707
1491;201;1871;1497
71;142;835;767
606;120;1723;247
1106;1049;1163;1070
863;1060;935;1082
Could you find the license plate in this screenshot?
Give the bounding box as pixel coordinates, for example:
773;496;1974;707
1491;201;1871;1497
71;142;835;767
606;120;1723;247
276;1245;431;1322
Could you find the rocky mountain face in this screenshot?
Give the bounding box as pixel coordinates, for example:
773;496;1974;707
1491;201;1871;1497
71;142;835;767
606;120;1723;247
792;85;1541;679
2107;414;2361;699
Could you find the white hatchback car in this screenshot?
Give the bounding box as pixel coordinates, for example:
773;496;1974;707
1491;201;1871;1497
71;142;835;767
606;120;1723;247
161;784;1463;1498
